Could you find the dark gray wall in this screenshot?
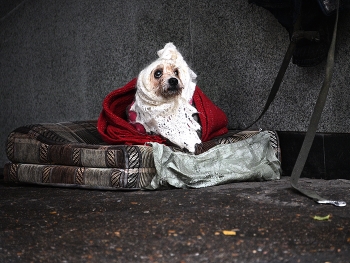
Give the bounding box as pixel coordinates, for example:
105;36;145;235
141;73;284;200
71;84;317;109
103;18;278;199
1;0;350;167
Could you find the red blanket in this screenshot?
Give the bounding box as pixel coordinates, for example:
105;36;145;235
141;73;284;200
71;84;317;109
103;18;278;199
97;78;228;145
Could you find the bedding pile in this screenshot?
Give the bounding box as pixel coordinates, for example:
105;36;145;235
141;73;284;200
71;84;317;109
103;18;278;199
4;80;281;190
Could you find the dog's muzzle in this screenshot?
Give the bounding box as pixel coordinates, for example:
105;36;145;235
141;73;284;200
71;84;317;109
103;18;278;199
162;77;183;97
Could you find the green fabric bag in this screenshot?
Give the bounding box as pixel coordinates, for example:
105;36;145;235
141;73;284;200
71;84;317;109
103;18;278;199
146;131;281;190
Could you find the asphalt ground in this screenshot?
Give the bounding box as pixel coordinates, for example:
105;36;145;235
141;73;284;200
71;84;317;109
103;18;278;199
0;177;349;263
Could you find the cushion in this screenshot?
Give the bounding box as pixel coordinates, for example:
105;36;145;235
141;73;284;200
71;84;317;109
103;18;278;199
4;120;280;190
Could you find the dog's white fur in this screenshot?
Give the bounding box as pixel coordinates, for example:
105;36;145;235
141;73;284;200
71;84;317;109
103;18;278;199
130;43;201;152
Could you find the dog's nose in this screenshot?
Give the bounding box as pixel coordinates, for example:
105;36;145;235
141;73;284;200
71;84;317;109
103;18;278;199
168;78;178;86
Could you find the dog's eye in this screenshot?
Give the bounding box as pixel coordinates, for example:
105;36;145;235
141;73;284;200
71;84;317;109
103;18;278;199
174;69;179;76
154;70;162;79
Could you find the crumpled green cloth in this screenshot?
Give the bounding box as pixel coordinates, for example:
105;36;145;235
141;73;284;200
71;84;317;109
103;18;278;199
144;131;281;190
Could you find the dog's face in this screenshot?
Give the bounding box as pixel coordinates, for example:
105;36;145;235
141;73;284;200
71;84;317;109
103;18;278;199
137;43;197;104
151;62;184;98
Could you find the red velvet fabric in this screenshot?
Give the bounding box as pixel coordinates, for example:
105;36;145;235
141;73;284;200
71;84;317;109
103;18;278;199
97;78;228;145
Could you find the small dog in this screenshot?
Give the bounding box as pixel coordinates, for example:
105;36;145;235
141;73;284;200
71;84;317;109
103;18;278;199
128;43;201;153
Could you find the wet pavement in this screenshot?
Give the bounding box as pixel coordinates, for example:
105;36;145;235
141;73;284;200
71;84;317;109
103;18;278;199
0;176;349;263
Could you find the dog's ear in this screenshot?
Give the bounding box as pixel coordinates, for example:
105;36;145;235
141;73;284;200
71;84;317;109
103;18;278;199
157;42;183;61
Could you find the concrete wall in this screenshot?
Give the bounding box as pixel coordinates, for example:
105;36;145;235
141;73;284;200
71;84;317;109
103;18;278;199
1;0;350;167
